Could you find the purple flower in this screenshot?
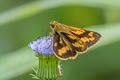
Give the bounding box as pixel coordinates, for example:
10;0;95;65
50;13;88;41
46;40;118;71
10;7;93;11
29;36;54;55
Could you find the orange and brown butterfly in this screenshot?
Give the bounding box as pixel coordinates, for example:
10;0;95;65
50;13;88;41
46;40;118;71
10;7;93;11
50;21;101;60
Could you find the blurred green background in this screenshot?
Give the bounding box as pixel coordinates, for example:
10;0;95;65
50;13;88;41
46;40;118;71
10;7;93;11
0;0;120;80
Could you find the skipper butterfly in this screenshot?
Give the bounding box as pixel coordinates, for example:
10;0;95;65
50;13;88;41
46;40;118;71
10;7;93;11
50;21;101;60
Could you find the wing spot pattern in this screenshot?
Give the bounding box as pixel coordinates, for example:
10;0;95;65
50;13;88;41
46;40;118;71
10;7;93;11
58;46;70;56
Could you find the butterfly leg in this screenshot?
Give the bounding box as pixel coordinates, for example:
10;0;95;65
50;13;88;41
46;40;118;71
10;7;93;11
45;32;53;49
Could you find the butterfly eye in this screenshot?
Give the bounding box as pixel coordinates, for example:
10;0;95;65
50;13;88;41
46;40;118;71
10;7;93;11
50;24;55;29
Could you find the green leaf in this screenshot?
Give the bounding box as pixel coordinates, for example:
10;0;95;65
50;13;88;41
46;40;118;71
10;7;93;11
0;47;37;80
0;0;120;26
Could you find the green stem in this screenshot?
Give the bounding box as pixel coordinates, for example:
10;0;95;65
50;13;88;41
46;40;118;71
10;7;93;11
37;54;62;80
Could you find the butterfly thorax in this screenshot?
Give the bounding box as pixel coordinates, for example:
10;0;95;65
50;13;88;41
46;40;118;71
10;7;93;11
50;21;71;35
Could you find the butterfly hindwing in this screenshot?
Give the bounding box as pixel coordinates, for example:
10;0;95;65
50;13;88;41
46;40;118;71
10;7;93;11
53;32;77;60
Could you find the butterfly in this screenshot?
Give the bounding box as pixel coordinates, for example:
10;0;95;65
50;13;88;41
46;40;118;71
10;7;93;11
50;21;101;60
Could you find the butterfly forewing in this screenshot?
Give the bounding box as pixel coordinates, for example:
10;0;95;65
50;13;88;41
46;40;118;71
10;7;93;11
60;32;87;52
68;26;101;48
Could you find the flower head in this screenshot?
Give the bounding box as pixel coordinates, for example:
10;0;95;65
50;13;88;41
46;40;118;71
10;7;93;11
29;36;53;55
29;36;62;80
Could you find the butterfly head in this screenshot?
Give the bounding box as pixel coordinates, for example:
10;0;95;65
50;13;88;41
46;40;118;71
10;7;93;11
50;21;57;29
50;21;67;33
